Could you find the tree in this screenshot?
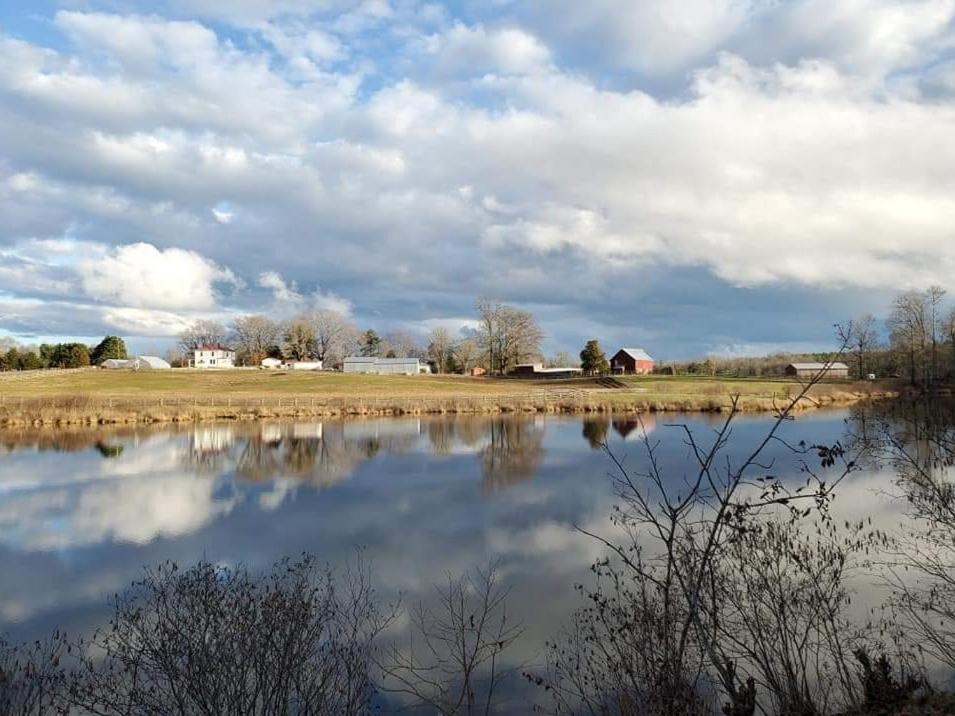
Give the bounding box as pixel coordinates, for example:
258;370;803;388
309;310;358;365
231;315;281;366
548;351;576;368
283;319;317;361
49;343;90;369
453;337;481;374
476;299;543;374
360;329;381;357
579;339;609;375
946;306;955;380
927;286;947;383
383;330;419;359
427;327;453;374
847;314;878;379
91;336;128;365
887;291;929;385
179;320;227;352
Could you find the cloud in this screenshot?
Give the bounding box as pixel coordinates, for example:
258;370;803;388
257;271;353;315
78;242;238;311
1;4;955;354
421;23;552;78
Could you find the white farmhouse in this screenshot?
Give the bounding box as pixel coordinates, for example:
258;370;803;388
192;344;236;368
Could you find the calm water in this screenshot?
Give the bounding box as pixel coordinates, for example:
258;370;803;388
0;410;908;707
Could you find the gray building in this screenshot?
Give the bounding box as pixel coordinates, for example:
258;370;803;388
785;362;850;380
343;357;422;375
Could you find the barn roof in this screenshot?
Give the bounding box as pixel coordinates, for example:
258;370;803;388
788;362;849;370
617;348;654;362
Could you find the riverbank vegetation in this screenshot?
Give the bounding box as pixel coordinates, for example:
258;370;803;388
0;368;897;429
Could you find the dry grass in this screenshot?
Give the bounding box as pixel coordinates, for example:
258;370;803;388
0;368;899;429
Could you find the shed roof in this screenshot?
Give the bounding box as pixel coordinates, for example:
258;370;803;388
788;362;849;371
616;348;654;362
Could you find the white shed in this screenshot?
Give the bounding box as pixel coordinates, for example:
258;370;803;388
101;359;135;369
133;355;171;370
288;360;323;371
261;357;283;369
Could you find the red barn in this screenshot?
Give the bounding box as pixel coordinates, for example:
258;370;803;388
610;348;655;375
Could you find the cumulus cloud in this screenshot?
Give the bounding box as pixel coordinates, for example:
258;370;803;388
421;23;551;78
257;271;353;316
78;242;238;311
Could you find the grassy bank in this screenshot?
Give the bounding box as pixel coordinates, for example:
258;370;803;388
0;368;899;428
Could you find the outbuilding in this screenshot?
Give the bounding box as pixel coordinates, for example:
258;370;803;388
101;359;135;369
261;357;283;369
785;362;850;380
288;360;323;371
342;357;422;375
610;348;655;375
133;355;171;370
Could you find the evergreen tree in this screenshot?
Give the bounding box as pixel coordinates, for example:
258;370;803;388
91;335;128;364
579;339;609;375
361;330;381;357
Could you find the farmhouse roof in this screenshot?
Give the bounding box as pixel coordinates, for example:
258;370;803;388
618;348;654;362
195;343;234;352
788;362;849;370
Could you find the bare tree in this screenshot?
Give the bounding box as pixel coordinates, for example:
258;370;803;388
946;306;955;381
428;327;453;373
379;564;522;715
309;310;358;366
476;299;543;374
534;341;864;715
888;291;929;385
0;633;70;715
178;319;227;352
847;313;878;379
453;337;481;374
66;556;392;716
382;330;419;359
927;286;947;383
283;318;317;361
231;315;281;365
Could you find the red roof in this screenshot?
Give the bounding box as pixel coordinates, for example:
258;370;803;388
195;343;234;352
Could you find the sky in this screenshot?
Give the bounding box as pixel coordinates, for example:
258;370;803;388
0;0;954;358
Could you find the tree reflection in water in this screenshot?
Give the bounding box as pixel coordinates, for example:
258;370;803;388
480;417;545;493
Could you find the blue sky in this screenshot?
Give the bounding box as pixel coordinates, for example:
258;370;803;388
1;0;954;358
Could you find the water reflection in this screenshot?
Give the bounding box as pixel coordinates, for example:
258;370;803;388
0;409;908;701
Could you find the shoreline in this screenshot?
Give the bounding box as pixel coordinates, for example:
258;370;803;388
0;388;900;430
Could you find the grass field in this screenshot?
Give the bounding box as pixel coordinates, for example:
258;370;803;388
0;367;863;398
0;368;899;428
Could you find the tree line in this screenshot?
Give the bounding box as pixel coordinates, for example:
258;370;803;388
174;299;548;374
0;336;127;372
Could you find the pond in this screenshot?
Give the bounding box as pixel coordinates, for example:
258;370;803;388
0;409;927;710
